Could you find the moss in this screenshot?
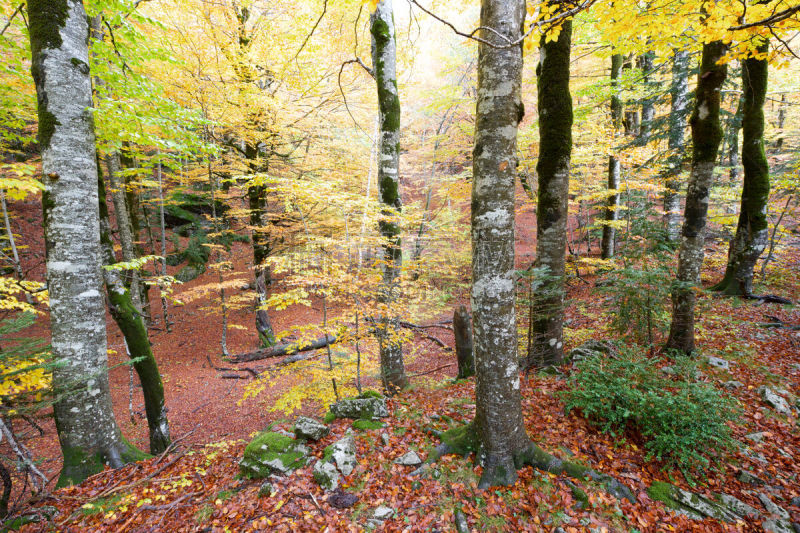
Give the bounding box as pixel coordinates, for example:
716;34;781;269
120;436;150;463
352;419;385;431
323;411;336;424
240;431;307;478
358;390;384;400
439;423;478;457
37;109;59;152
27;0;69;56
647;481;679;509
322;444;335;463
568;483;590;509
56;445;105;488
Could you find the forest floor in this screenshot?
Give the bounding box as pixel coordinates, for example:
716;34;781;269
5;190;800;532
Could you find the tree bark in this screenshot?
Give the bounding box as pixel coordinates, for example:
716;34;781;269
726;90;743;182
470;0;531;488
638;51;655;143
98;162;171;455
371;0;407;394
453;305;474;379
527;17;573;368
712;41;770;296
602;53;622;259
666;41;728;354
664;49;689;242
231;334;337;363
28;0;143;486
622;55;639;136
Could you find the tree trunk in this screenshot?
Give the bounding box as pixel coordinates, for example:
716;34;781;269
98;162;171;455
774;94;786;150
370;0;407;394
245;145;275;346
666;41;728;354
527;17;573;368
470;0;531;487
602;53;622;259
28;0;143;486
120;147;151;320
726;90;743;183
664;49;689;242
453;305;474;379
712;41;770;296
622;55;639;136
638;51;655;143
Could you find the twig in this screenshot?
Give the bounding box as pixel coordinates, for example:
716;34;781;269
408;363;454;378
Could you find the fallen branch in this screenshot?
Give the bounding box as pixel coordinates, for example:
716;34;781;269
408;363;454;377
230;334;337;363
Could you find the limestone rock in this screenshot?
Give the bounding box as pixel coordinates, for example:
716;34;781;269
762;519;795;533
568;340;616;365
759;386;791;416
331;432;357;476
330;395;388;420
239;431;309;478
746;432;767;443
737;470;766;486
294;416;330;441
394;450;423;466
372;505;395;520
705;356;730;370
715;493;761;518
759;493;790;520
313;460;340;491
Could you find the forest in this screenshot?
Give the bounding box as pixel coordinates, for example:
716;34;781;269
0;0;800;530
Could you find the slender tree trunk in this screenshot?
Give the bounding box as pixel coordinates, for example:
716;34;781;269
370;0;407;394
664;49;689;242
245;146;275;346
726;91;743;183
602;54;622;259
527;16;573;368
666;41;728;354
28;0;142;486
120;148;150;320
470;0;531;487
106;153;142;313
98;162;171;454
156;156;171;331
622;55;639;136
712;41;770;296
0;190;33;304
453;305;474;379
775;94;786;150
638;51;655;143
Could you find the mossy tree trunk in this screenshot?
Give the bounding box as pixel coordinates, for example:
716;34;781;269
370;0;407;394
664;49;689;242
711;40;770;296
98;163;171;455
527;15;573;368
602;53;622;259
28;0;143;486
470;0;532;487
666;41;728;354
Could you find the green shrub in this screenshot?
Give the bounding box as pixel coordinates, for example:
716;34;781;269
560;349;739;477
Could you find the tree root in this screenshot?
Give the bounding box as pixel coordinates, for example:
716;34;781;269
414;423;636;502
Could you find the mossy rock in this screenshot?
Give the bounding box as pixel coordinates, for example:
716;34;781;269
239;431;309;479
352;419;385;431
329;396;388;420
176;264;205;283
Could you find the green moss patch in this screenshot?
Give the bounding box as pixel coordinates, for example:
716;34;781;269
239;431;309;479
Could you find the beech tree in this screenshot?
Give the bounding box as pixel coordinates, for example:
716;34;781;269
664;49;689;242
602;53;622;259
527;11;573;368
370;0;408;393
712;39;770;296
666;40;728;353
28;0;143;485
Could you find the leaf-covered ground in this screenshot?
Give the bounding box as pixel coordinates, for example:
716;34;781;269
8;196;800;532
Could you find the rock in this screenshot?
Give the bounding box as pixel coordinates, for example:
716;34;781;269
293;416;329;441
762;519;795;533
737;469;767;485
327;488;358;509
313;460;340;491
705;356;731;370
381;432;390;446
175;264;205;283
662;366;676;376
743;447;768;463
331;432;357;476
759;386;792;416
791;497;800;507
258;481;273;497
715;493;761;518
759;493;790;520
454;509;469;533
394;450;423;466
239;431;309;478
648;481;740;522
330;395;388;420
722;380;744;389
794;523;800;533
372;505;395;521
568;340;617;365
746;432;767;443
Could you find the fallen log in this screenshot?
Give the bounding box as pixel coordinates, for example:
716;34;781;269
230;334;338;363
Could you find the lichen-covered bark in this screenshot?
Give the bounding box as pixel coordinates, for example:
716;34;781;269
99;164;171;455
29;0;140;485
725;90;743;182
528;16;573;368
712;41;770;296
664;49;689;242
370;0;407;394
638;51;655;143
602;53;622;259
666;41;728;354
469;0;533;488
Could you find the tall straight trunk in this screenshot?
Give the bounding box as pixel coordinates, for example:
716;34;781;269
602;53;622;259
712;41;770;296
638;51;655;143
370;0;407;394
98;163;170;454
106;153;142;313
622;55;639;136
156;156;171;331
527;17;573;368
1;190;33;304
775;94;786;150
28;0;142;486
245;145;275;346
120;147;151;320
470;0;531;488
666;41;728;354
726;94;743;182
664;49;689;242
